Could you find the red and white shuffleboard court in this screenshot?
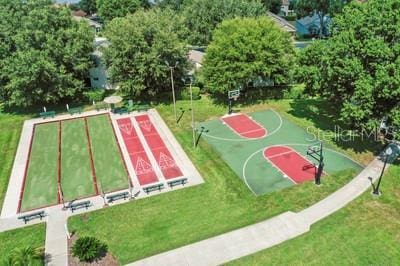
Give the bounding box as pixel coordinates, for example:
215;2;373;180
111;110;203;192
222;113;267;139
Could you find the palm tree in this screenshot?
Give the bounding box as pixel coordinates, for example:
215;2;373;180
7;246;43;266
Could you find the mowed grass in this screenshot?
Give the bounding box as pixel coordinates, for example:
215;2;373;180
0;114;28;209
21;122;59;211
0;223;46;261
61;118;95;201
229;164;400;265
87;115;129;192
68;97;374;264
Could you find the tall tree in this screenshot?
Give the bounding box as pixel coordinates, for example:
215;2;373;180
261;0;282;14
295;0;349;37
79;0;97;15
203;17;295;95
0;0;94;107
103;9;189;98
155;0;185;11
297;0;400;136
96;0;141;22
182;0;266;46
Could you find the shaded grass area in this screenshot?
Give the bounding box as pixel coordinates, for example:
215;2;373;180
87;115;129;192
68;97;374;264
0;223;46;260
0;114;28;210
21;122;59;211
61;118;95;201
229;164;400;265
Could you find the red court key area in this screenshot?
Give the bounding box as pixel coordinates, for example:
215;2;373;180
135;115;183;179
222;114;267;139
117;118;158;185
264;145;317;184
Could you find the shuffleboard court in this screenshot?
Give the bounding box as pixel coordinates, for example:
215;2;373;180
20;122;59;211
135;115;183;179
117;118;158;185
87;115;130;192
222;113;267;139
61;119;96;201
264;146;317;184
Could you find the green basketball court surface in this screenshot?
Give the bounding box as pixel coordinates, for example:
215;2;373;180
20;114;130;212
199;109;364;195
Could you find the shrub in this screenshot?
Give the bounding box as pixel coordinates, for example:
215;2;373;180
83;89;105;103
180;86;201;100
72;236;107;262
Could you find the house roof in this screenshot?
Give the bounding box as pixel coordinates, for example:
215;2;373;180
188;50;204;65
266;11;296;33
296;14;331;28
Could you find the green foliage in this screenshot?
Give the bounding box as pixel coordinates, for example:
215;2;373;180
155;0;184;10
297;0;400;137
103;9;189;98
180;86;201;100
96;0;141;22
3;246;43;266
0;0;94;107
182;0;266;46
261;0;282;14
203;17;296;95
83;89;105;102
79;0;97;15
72;236;107;262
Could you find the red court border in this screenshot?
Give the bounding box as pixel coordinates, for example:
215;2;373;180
263;145;317;184
221;113;267;139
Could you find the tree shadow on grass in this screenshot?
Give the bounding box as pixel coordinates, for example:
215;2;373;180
288;99;383;155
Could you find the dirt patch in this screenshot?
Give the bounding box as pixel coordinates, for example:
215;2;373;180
68;235;118;266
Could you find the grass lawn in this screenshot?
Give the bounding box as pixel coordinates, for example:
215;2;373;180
21;122;59;211
68;97;377;264
86;115;130;192
0;223;46;261
61;118;95;201
0;113;28;209
229;164;400;265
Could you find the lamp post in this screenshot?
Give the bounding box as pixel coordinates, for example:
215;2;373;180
165;61;178;123
373;146;393;195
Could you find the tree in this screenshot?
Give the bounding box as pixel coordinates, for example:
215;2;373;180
103;9;189;98
295;0;349;37
96;0;141;22
297;0;400;136
182;0;266;46
0;0;94;107
202;17;295;95
3;246;43;265
155;0;185;11
72;236;107;262
79;0;97;15
261;0;282;14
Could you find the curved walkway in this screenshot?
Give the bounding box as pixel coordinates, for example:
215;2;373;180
129;154;387;266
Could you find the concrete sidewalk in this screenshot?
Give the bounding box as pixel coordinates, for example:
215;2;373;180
129;155;386;266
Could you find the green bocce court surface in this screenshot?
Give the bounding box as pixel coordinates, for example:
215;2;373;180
199;109;364;195
20;114;130;212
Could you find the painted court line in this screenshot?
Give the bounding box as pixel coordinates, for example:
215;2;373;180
263;145;316;184
221;113;267;139
135;114;183;180
117;118;159;186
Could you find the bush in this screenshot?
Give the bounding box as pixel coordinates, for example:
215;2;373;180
72;236;107;262
180;86;201;100
83;89;105;103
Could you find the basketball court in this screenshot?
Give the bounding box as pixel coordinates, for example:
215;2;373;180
199;109;364;195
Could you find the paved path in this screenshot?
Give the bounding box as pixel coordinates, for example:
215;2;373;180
129;155;387;266
45;211;68;266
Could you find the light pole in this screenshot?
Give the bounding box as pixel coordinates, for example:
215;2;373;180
372;146;393;195
165;61;178;123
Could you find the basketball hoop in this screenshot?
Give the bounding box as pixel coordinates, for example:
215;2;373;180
228;89;240;114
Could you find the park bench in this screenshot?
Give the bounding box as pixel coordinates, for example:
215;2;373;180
18;210;46;224
69;200;91;213
137;104;150;112
68;107;82;115
106;191;130;203
113;107;129;115
95;103;108;111
39;111;56;119
143;183;164;194
167;177;188;188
